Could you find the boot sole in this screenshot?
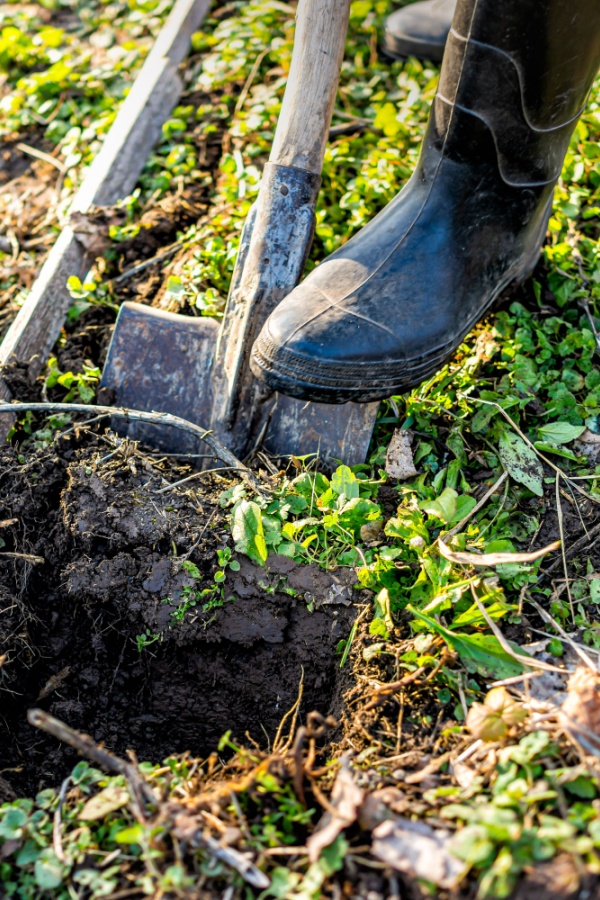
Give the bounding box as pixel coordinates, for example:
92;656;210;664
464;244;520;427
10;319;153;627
252;245;543;405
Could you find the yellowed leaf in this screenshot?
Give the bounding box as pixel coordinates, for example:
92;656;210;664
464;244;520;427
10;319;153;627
79;786;129;821
306;760;363;863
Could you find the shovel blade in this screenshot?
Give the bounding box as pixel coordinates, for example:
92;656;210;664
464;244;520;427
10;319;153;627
101;302;378;465
262;394;378;467
100;302;218;455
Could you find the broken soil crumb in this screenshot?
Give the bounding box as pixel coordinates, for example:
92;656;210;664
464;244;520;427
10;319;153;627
385;428;418;480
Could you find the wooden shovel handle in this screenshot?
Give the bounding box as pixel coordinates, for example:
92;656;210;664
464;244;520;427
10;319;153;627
269;0;351;175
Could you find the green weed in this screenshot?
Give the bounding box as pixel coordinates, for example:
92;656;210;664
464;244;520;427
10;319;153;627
44;357;101;404
3;0;600;896
162;550;240;622
66;276;118;321
135;629;160;652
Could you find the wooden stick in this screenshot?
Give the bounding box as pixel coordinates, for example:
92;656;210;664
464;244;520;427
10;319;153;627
210;0;356;456
0;401;267;495
173;814;270;889
0;0;211;435
0;551;45;564
28;709;155;817
270;0;352;174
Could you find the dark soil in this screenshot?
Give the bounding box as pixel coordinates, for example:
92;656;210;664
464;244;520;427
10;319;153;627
0;134;53;186
0;431;357;798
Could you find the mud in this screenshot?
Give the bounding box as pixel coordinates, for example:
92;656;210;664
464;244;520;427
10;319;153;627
0;432;357;797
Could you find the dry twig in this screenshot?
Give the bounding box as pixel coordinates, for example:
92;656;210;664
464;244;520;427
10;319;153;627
438;536;560;567
446;471;508;538
579;296;600;356
527;595;598;672
364;667;427;711
273;667;305;754
154;466;240;494
28;709;155;818
0;551;45;564
0;401;267;496
53;776;70;864
16;142;66;173
173;815;270;888
541;519;600;578
28;709;270;888
555;472;575;622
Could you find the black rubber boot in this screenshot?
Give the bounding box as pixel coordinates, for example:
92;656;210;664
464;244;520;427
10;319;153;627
382;0;456;63
251;0;600;404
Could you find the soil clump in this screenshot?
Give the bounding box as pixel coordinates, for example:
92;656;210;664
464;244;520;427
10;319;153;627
0;430;357;798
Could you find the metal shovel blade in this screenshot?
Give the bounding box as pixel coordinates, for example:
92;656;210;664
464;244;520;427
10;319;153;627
100;302;378;464
258;392;378;466
100;302;218;455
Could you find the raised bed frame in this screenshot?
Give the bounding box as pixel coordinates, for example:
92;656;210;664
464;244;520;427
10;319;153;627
0;0;211;438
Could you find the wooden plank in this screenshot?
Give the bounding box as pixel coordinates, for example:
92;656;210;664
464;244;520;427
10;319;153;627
0;0;210;431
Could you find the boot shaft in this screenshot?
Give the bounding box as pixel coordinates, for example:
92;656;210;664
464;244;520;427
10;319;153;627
429;0;600;185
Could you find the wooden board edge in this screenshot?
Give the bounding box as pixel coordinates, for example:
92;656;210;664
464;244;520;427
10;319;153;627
0;0;211;439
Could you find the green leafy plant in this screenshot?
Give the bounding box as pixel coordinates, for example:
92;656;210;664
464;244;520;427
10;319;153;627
135;630;160;652
66;276;118;321
162;551;240;621
44;357;101;404
225;463;385;570
442;731;598;898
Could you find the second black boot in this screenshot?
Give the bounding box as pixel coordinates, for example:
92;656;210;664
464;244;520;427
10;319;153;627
251;0;600;404
382;0;456;63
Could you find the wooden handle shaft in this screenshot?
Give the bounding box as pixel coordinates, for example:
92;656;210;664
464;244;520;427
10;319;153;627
269;0;351;174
